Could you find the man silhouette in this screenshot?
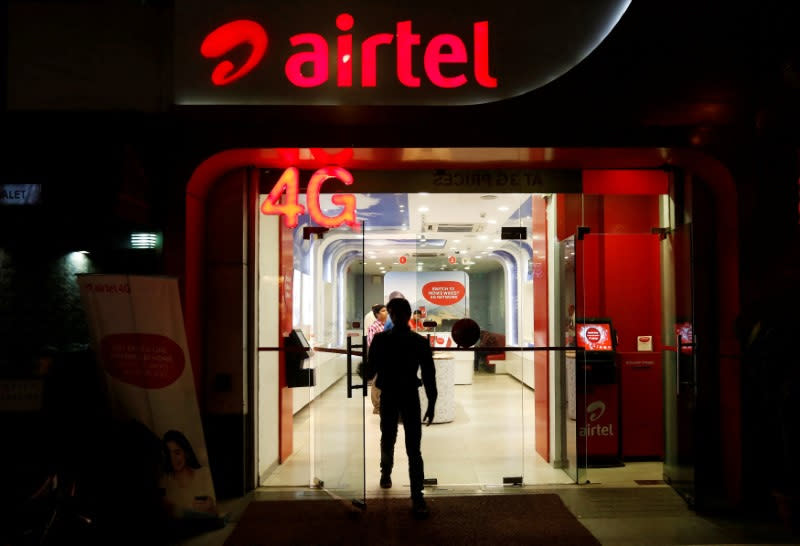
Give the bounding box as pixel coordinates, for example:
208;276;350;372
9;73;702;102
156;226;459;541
366;297;437;518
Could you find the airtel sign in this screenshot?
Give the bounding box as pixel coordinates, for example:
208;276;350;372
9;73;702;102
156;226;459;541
200;15;496;90
175;1;631;106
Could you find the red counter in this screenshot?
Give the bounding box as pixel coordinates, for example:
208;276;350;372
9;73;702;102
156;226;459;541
617;352;663;459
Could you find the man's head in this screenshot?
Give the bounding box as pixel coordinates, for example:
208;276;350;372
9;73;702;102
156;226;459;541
387;297;412;325
371;304;388;323
387;290;405;301
412;309;423;319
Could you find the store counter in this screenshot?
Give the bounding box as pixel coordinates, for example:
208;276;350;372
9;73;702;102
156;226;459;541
418;354;455;423
617;352;663;458
428;332;473;384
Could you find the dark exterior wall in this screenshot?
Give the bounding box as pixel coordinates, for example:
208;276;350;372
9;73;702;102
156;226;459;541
2;0;799;514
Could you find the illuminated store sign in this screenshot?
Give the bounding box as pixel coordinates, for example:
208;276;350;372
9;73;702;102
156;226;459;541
200;16;496;90
261;166;357;229
175;1;630;105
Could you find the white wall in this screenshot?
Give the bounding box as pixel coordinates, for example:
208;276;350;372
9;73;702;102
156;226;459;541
257;214;280;482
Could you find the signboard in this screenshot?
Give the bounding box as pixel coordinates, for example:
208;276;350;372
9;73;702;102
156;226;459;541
77;275;219;521
1;184;41;205
175;0;630;105
384;271;468;326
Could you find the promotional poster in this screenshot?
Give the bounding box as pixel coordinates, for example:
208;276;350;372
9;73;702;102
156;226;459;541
383;271;468;329
77;274;218;520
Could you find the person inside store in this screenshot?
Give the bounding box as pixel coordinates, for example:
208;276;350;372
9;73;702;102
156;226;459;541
366;303;388;414
409;309;425;331
382;290;405;331
160;430;217;518
365;297;437;519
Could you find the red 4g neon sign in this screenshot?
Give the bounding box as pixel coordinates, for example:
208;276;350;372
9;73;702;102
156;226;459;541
261;166;358;229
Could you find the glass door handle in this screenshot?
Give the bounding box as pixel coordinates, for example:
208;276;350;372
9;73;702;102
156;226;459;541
346;335;368;398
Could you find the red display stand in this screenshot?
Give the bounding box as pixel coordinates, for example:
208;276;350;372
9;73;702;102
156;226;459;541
617;352;663;459
576;357;623;467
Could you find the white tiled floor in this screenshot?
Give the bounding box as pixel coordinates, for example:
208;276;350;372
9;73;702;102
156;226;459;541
261;373;663;494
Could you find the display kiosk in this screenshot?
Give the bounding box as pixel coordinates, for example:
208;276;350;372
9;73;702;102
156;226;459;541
575;318;623;467
284;328;315;388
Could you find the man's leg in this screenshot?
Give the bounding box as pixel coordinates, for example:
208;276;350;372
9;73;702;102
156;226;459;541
400;396;424;500
379;393;399;483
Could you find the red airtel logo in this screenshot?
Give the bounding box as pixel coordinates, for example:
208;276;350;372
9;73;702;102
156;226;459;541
200;14;497;89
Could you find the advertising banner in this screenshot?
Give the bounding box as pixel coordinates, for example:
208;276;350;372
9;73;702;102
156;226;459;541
77;274;218;519
384;271;468;329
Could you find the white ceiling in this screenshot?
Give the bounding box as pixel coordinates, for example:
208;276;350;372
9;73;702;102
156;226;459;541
355;193;536;274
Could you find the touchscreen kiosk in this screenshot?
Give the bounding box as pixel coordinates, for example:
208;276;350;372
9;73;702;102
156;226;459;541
675;321;693;354
575;317;621;466
285;328;315;387
576;321;614;352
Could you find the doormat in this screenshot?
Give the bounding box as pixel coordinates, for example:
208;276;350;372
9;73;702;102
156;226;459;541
223;493;600;546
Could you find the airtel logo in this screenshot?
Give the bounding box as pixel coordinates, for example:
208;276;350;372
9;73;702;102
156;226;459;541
200;14;497;89
586;400;606;422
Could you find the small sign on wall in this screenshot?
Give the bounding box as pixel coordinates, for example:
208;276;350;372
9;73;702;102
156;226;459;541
1;184;41;205
637;335;653;351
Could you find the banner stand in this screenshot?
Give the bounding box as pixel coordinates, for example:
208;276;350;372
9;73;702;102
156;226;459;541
77;274;223;530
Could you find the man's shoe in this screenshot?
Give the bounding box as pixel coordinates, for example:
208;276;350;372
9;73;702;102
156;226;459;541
380;474;392;488
411;497;429;519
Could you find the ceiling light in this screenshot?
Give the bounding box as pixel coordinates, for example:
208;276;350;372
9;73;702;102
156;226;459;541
488;220;497;224
418;206;429;212
498;206;509;211
464;266;471;270
453;239;461;243
419;192;430;196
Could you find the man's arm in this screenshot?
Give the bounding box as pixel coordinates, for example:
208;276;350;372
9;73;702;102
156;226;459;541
418;338;437;422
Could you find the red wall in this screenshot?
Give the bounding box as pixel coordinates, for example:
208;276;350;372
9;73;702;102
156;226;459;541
577;233;662;352
557;171;664;352
532;196;549;461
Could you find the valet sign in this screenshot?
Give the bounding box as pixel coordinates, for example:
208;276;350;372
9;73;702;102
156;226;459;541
175;1;630;106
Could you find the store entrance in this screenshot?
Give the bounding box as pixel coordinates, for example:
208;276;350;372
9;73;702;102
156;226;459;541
254;172;678;494
259;189;571;492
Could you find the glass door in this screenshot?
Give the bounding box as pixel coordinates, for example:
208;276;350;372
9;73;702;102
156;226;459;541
662;224;695;504
406;192;530;487
558;236;584;483
305;216;367;506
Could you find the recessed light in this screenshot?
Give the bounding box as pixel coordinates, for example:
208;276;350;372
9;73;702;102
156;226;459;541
418;206;429;212
488;220;497;224
498;206;509;211
453;239;461;243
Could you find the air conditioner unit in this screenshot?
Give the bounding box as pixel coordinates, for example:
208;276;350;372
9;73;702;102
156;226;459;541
425;223;485;233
